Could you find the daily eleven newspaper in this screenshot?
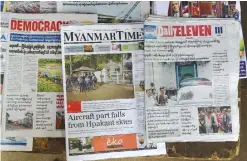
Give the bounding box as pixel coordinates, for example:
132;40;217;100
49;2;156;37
1;13;97;138
0;13;32;151
144;17;240;143
61;24;166;161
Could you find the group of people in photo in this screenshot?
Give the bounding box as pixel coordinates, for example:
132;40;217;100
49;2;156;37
66;72;97;93
146;83;168;106
199;107;232;134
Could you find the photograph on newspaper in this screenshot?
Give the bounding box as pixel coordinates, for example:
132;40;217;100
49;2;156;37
4;1;57;13
57;1;150;23
37;59;63;92
65;53;134;101
0;137;33;151
61;24;166;161
1;13;97;138
145;61;213;107
198;106;232;134
144;19;240;143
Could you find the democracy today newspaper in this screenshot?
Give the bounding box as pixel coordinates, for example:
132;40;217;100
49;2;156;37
144;18;240;143
1;13;97;138
61;24;166;161
0;13;33;151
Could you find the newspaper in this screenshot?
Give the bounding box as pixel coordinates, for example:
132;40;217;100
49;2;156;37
1;13;97;138
57;1;150;23
144;18;240;143
4;1;57;13
0;13;33;151
151;1;169;16
61;24;166;161
235;1;247;78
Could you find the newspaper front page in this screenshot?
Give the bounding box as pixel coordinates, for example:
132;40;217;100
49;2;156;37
0;13;33;151
61;24;166;161
57;1;150;23
144;18;240;143
1;13;97;138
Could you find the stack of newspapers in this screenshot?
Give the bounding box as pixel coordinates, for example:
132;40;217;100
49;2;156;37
0;1;243;161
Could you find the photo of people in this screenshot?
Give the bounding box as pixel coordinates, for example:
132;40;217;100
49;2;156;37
65;53;134;101
170;1;180;17
56;111;65;130
5;111;33;130
135;80;144;92
37;59;63;92
145;61;213;107
0;74;3;96
69;137;93;156
198;106;232;134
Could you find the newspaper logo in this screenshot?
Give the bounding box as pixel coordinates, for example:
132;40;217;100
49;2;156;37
213;25;226;37
144;25;157;39
1;33;7;42
157;25;212;37
93;134;137;152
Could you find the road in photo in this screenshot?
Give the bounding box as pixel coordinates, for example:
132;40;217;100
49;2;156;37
5;111;33;130
145;61;213;107
37;59;63;92
65;53;134;101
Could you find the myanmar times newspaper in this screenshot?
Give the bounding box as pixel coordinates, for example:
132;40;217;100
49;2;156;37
1;13;97;138
61;24;166;161
0;13;33;151
144;18;240;143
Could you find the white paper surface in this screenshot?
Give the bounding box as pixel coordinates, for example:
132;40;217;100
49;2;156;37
1;13;97;138
57;1;150;23
144;17;240;143
0;13;33;151
61;24;166;161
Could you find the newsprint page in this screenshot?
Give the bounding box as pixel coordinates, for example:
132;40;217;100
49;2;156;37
61;24;166;161
1;13;97;138
0;13;33;151
144;18;240;143
57;1;150;23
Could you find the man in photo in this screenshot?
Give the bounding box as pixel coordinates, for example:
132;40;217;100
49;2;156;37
198;110;206;133
146;89;157;106
157;86;168;106
171;1;180;17
222;108;230;133
204;109;213;133
227;109;232;133
211;109;219;133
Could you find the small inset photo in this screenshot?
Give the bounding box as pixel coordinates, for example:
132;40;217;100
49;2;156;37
56;111;65;130
112;44;121;51
6;111;33;130
37;59;63;92
0;137;27;146
84;45;93;52
198;106;232;134
69;137;93;156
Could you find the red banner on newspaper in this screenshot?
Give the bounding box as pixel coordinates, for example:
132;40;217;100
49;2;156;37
67;101;81;113
93;134;137;152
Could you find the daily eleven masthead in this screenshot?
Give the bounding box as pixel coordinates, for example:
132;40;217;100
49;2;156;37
145;24;224;37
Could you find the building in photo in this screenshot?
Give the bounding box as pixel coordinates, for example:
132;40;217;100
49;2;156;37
145;61;212;106
146;61;212;90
